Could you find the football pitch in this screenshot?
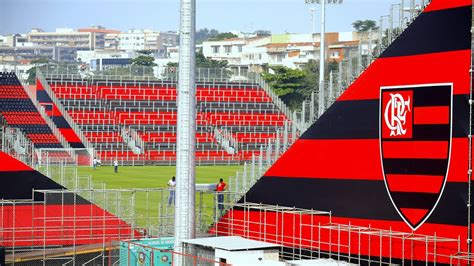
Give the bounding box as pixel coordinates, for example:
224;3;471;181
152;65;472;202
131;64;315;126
77;165;243;189
76;165;244;228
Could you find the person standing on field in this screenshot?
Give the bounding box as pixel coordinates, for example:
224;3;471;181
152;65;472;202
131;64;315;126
216;178;227;215
167;176;176;206
113;159;118;173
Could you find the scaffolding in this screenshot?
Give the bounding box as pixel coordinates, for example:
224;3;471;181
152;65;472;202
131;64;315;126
212;201;462;265
0;197;131;265
0;188;237;265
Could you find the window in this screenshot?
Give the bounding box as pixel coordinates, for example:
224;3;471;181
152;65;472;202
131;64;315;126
212;45;220;54
224;45;232;53
237;45;243;53
331;51;340;58
276;54;284;62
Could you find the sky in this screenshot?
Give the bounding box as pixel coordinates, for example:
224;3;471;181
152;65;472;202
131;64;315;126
0;0;398;35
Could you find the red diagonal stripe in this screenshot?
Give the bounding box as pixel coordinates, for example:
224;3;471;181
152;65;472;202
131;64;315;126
423;0;472;13
265;138;467;181
399;208;430;228
0;152;32;172
414;106;450;125
338;50;469;101
382;141;449;159
386;174;444;193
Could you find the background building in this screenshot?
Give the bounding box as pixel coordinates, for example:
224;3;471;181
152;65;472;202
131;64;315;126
117;29;178;57
202;31;377;72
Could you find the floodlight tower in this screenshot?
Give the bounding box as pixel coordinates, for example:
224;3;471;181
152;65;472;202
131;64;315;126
174;0;196;264
304;0;343;117
309;7;317;34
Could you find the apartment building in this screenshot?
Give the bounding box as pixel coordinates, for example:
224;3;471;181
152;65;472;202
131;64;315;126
117;29;178;54
28;28;95;49
203;32;376;71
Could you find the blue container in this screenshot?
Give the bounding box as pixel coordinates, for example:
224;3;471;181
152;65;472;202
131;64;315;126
120;237;174;266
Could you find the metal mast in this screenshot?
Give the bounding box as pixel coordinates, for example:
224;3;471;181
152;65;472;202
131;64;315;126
174;0;196;263
304;0;343;116
318;0;326;116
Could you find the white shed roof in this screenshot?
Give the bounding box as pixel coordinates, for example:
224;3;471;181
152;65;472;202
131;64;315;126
182;236;280;251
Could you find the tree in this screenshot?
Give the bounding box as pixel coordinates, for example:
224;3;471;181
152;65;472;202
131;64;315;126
136;49;153;55
262;66;307;110
208;32;238;41
129;51;157;76
196;52;228;68
26;58;50;84
263;60;341;111
166;52;229;69
352;20;378;32
131;55;157;67
254;30;271;36
166;62;178;68
196;28;220;44
131;50;157;67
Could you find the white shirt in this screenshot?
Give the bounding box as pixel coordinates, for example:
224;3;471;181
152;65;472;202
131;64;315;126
114;161;118;166
168;179;176;190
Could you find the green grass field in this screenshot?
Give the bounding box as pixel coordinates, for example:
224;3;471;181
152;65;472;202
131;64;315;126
77;165;243;189
75;165;243;229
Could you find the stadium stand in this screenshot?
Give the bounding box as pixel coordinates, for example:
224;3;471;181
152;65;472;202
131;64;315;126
42;78;290;164
0;72;63;149
0;150;136;251
215;0;473;264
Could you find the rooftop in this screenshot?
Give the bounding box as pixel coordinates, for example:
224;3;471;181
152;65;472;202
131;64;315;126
182;236;281;251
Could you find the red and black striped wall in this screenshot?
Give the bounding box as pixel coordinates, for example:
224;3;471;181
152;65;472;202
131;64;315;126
217;0;473;263
36;79;85;148
0;152;134;247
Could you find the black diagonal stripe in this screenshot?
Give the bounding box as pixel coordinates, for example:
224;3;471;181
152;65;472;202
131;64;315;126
382;125;451;141
383;85;452;107
390;192;439;210
413;86;452;107
300;100;379;139
0;170;91;204
412;124;451;140
382;125;452;141
239;176;468;226
380;6;471;58
300;94;468;140
382;159;448;176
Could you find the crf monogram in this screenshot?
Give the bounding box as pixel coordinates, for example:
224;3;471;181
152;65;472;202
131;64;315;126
384;93;411;136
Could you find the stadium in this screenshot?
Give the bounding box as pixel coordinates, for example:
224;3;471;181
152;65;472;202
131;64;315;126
0;0;473;264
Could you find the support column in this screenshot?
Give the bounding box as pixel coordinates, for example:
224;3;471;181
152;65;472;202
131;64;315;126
174;0;196;263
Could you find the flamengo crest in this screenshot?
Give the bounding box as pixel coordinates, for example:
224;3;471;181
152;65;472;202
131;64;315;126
379;83;453;231
384;93;411;137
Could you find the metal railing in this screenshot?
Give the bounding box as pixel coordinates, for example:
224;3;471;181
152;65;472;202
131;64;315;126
0;125;36;167
21;83;73;151
213;201;462;265
295;0;432;132
36;69;94;151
